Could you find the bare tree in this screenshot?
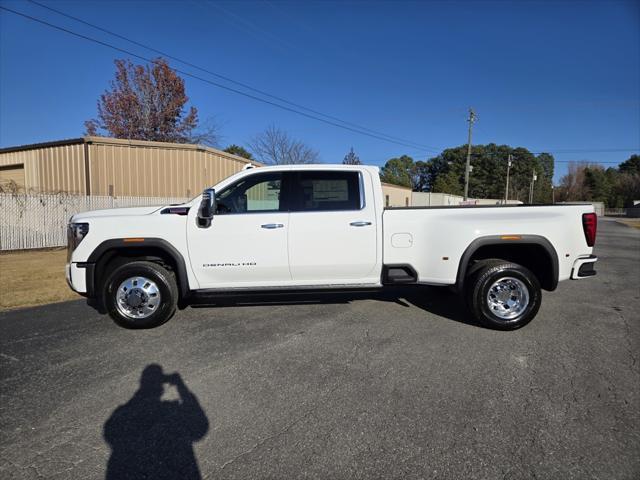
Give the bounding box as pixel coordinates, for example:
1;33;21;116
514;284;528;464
248;126;319;165
187;117;221;147
556;161;594;201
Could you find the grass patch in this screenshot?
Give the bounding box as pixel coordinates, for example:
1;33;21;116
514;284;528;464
616;219;640;230
0;248;81;311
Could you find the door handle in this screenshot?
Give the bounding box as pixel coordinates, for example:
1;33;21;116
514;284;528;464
350;221;372;227
261;223;284;229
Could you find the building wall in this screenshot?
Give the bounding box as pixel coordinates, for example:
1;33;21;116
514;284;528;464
0;137;258;196
627;206;640;218
381;182;412;207
0;141;87;194
412;192;463;206
412;192;525;207
473;198;523;205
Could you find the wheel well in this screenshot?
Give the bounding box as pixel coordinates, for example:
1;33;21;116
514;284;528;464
94;246;185;299
461;243;558;291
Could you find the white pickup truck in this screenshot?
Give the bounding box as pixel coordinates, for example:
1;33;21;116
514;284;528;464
66;164;598;330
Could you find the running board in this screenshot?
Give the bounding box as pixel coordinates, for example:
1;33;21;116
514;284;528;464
189;284;382;300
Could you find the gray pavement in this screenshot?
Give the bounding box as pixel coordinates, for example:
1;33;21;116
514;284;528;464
1;218;639;479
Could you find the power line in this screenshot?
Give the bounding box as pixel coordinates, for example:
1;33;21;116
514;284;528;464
198;0;299;53
4;4;638;159
385;151;637;163
22;0;441;153
373;158;627;165
530;148;639;154
464;150;638;158
552;160;627;164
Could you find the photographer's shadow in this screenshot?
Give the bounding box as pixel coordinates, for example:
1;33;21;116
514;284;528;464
104;364;209;480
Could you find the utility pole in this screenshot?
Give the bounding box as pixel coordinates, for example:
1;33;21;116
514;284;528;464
504;154;512;204
529;170;538;204
463;108;476;201
552;185;555;204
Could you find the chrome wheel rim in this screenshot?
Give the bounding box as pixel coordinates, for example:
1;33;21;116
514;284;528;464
116;276;161;320
486;276;529;321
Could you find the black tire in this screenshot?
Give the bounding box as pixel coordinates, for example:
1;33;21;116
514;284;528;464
103;261;178;329
466;259;541;330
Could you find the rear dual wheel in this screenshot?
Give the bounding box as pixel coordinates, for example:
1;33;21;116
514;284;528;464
103;261;178;329
466;260;541;330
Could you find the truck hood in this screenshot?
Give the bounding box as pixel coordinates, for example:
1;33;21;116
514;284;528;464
71;205;164;222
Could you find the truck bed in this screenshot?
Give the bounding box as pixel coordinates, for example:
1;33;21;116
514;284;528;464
382;204;594;286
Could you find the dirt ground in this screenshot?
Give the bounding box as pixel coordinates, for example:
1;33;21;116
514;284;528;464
616;218;640;229
0;248;81;310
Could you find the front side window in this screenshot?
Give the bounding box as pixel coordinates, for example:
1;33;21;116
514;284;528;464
293;171;361;212
216;172;283;214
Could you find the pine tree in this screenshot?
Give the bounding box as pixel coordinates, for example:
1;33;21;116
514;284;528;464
343;147;362;165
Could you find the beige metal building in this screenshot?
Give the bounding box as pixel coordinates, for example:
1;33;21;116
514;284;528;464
381;182;412;207
1;136;411;203
0;136;258;197
412;192;524;207
412;191;463;207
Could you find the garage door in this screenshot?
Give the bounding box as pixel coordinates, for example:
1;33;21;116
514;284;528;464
0;164;25;192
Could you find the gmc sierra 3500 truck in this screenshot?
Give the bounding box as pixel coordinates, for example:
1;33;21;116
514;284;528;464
66;164;598;330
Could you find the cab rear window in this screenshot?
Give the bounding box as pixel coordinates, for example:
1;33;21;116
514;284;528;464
293;171;361;211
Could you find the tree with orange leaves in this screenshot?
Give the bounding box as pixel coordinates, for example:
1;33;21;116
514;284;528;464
85;58;217;145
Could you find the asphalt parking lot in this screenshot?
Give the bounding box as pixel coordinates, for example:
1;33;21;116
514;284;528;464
1;218;638;479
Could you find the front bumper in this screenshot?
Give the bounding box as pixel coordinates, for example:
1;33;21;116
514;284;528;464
66;262;88;293
571;255;597;279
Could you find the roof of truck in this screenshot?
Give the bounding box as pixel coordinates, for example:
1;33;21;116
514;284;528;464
245;163;380;173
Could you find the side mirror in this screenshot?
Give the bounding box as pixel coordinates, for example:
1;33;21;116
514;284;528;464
197;188;216;228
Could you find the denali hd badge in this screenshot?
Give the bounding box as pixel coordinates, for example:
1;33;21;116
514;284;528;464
203;262;257;268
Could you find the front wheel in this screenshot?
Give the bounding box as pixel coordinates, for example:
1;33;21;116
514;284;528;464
103;261;178;329
466;260;541;330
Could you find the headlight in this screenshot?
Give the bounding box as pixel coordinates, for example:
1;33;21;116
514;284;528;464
67;222;89;253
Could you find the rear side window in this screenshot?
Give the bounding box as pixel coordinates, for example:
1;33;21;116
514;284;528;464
293;171;361;212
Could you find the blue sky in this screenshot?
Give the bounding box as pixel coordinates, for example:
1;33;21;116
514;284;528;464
1;0;639;183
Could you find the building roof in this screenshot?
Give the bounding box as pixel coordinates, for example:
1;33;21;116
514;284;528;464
0;136;257;165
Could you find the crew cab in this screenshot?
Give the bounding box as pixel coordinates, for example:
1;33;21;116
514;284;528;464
66;165;598;330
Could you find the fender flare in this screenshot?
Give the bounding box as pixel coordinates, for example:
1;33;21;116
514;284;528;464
84;238;190;298
455;234;559;291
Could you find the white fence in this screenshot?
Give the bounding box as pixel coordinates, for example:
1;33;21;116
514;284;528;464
0;194;189;251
